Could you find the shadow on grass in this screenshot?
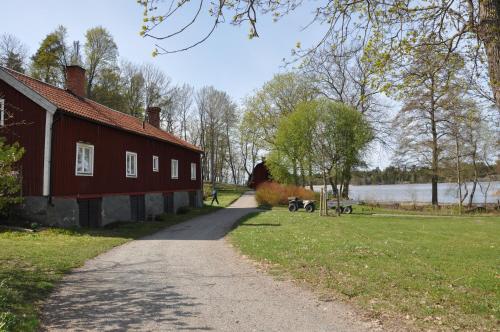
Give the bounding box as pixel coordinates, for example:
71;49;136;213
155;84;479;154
229;211;271;231
239;223;281;227
0;261;59;331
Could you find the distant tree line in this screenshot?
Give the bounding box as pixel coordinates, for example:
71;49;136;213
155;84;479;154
351;163;499;186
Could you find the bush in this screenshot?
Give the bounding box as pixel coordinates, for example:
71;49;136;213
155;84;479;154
0;139;25;214
255;182;315;206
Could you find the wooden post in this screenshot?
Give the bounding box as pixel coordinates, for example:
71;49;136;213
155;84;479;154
324;188;328;216
319;188;323;216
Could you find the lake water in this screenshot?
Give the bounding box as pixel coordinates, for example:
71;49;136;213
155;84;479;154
313;181;500;204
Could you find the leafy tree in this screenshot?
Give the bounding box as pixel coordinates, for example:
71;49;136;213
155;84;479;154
0;34;28;73
84;26;118;98
91;66;126;110
267;100;372;198
30;25;69;86
315;101;373;200
243;72;317;145
0;138;24;214
267;101;319;187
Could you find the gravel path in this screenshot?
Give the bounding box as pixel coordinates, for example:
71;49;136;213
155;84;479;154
41;192;380;331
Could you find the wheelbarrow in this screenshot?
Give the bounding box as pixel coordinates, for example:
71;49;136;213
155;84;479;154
327;200;353;214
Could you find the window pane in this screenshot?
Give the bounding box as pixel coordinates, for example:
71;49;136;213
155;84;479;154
83;148;90;172
77;148;83;172
76;144;93;175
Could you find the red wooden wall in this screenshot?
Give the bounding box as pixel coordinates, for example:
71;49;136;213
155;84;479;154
249;162;271;189
51;113;202;197
0;80;46;196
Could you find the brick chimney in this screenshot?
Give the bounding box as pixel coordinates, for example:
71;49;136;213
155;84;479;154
146;107;161;128
65;65;86;98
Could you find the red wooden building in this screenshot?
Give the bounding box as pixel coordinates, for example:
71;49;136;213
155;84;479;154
0;65;203;227
248;161;271;189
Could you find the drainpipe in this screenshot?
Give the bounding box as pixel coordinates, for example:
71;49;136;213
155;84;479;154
48;112;61;206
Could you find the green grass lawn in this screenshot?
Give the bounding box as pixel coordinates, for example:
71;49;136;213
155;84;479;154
354;203;500;217
229;208;500;331
0;185;247;332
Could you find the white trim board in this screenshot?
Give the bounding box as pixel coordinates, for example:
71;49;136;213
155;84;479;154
42;112;53;195
0;68;57;196
0;68;56;114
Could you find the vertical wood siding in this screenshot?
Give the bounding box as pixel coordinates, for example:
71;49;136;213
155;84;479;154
0;80;46;196
51;114;202;197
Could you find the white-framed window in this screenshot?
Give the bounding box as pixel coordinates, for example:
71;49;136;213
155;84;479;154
171;159;178;179
153;155;159;172
126;151;138;178
191;163;197;180
75;142;94;176
0;99;5;127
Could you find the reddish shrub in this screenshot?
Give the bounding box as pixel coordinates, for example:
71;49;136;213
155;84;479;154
255;182;315;206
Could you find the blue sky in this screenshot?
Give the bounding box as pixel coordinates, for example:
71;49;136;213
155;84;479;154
0;0;324;101
0;0;392;168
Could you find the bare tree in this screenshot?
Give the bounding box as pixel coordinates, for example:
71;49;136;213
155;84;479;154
142;62;171;108
239;110;265;181
121;61;145;117
173;84;194;141
195;87;238;188
392;46;465;206
0;34;28;72
301;39;389;138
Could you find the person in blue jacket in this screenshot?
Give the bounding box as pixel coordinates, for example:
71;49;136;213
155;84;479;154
211;188;219;205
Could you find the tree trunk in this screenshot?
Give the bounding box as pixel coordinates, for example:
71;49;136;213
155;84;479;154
308;161;314;191
292;160;299;186
328;176;336;197
455;134;462;214
430;84;439;206
226;127;238;184
299;162;306;187
336;167;343;216
478;0;500;107
343;181;350;199
210;130;216;191
468;154;479;208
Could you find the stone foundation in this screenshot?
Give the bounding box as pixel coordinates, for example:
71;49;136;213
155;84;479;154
13;190;201;228
102;195;131;226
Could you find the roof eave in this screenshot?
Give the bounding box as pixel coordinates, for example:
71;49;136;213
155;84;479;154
0;68;57;114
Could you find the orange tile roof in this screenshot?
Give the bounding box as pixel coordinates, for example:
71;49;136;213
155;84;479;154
2;67;202;153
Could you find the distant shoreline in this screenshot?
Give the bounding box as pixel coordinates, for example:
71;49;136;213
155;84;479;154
312;181;500;204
